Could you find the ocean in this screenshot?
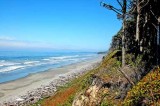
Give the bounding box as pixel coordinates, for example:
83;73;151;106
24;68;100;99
0;51;98;83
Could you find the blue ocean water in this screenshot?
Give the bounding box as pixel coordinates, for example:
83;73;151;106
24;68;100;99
0;51;98;83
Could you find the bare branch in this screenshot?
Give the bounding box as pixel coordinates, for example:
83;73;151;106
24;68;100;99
112;6;122;13
117;0;123;8
129;4;136;14
139;0;150;11
138;0;145;6
143;22;147;28
101;2;122;15
151;23;158;30
150;10;158;21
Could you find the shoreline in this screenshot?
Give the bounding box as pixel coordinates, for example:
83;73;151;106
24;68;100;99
0;58;94;85
0;56;103;105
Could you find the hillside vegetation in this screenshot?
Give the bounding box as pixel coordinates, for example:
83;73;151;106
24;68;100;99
123;67;160;106
32;50;144;106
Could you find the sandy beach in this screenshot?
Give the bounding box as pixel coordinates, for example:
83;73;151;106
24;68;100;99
0;56;102;105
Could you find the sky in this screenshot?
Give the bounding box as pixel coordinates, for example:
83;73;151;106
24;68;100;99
0;0;121;52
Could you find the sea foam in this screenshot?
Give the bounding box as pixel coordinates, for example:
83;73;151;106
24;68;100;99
0;65;25;73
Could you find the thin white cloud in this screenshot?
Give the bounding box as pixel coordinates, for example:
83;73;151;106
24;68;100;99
0;36;99;51
0;36;15;41
0;36;57;50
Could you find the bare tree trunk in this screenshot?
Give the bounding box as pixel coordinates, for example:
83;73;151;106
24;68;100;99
136;0;143;52
136;0;150;53
122;19;126;67
136;13;140;42
122;0;126;67
157;17;160;65
136;13;143;53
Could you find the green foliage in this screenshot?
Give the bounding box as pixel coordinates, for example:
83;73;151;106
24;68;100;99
125;53;143;68
97;50;123;79
123;67;160;106
134;55;143;67
101;50;121;67
101;100;114;106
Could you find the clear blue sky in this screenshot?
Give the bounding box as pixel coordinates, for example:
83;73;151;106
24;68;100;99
0;0;121;52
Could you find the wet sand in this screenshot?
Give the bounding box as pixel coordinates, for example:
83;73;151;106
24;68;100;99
0;56;102;104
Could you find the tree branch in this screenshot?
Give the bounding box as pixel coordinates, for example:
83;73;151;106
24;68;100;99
117;0;123;8
150;10;158;21
129;2;136;14
151;23;158;30
139;0;150;11
101;2;122;15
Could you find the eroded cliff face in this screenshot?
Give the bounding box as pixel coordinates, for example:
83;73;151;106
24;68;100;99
72;76;104;106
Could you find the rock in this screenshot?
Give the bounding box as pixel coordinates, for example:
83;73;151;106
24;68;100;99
16;97;24;102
